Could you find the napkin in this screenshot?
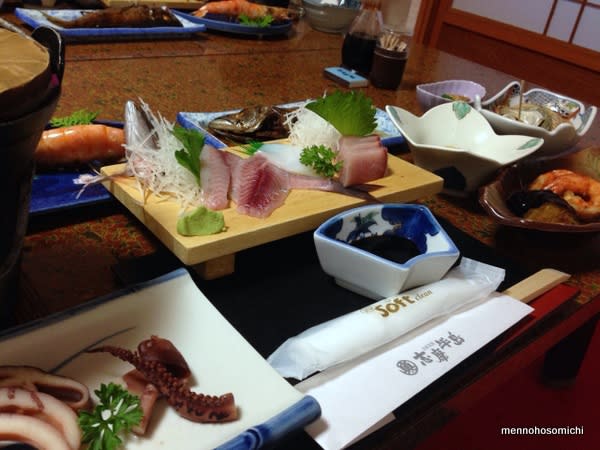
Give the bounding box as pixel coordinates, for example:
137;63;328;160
296;293;533;449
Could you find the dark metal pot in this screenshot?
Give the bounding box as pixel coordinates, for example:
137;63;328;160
0;27;64;326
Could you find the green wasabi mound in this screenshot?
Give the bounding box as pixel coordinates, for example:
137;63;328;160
177;206;225;236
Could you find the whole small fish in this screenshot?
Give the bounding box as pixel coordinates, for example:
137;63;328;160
208;105;296;144
43;5;182;29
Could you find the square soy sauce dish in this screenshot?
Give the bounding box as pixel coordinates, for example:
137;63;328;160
314;204;460;299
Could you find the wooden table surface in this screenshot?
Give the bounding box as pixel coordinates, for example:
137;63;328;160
1;4;599;449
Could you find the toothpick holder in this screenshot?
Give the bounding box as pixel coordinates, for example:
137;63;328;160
370;29;409;90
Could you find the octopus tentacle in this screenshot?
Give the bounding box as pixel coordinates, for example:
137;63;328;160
138;335;191;382
88;345;237;423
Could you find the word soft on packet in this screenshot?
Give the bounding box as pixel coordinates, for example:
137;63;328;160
267;258;505;380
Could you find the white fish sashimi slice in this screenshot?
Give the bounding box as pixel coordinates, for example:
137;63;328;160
232;154;291;218
223;151;244;203
199;145;230;210
256;143;318;177
225;151;380;215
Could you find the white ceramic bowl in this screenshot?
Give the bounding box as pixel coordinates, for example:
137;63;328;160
302;0;360;34
386;102;545;194
479;81;597;157
416;80;486;112
314;203;460;299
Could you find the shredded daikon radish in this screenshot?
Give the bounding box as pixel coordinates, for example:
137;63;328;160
124;101;202;209
285;104;342;150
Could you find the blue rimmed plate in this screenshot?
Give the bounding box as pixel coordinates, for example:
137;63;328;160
0;268;321;449
15;8;206;40
29;120;122;215
177;101;405;149
30;169;112;215
176;11;293;36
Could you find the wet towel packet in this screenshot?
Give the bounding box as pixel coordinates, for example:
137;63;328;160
267;257;505;380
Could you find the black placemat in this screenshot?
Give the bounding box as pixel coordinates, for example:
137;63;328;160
206;225;528;358
115;215;531;358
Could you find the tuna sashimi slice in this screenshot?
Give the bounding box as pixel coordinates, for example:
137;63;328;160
231;154;291;218
199;144;231;210
337;135;388;187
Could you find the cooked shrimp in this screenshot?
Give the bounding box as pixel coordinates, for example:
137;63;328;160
35;124;125;168
528;169;575;190
192;0;292;21
529;169;600;221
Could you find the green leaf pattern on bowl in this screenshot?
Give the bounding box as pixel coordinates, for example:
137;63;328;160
452;101;471;119
518;138;543;150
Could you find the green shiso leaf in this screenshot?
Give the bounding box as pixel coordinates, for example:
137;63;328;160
49;109;99;127
305;90;377;136
172;125;205;186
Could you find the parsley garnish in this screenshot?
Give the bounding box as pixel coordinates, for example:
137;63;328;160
240;140;264;155
173;125;205;186
238;13;274;27
306;91;377;136
78;383;143;450
300;145;342;178
49;109;99;127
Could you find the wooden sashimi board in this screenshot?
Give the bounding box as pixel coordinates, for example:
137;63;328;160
100;0;203;10
101;154;443;277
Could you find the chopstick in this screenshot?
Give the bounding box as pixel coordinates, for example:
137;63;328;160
503;268;570;304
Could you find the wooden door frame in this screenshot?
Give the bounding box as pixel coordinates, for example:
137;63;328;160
413;0;600;73
413;0;452;47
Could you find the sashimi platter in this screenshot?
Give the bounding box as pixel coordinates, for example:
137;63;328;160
99;92;443;276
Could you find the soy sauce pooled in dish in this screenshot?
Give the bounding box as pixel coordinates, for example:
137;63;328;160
348;234;422;264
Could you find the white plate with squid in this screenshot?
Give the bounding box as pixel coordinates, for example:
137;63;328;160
0;269;320;449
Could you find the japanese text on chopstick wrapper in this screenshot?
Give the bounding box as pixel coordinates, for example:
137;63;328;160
397;330;465;375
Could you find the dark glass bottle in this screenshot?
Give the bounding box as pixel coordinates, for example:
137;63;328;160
341;0;384;76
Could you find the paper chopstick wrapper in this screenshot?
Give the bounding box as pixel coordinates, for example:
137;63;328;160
268;257;505;380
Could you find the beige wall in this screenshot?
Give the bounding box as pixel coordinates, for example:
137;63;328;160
381;0;421;33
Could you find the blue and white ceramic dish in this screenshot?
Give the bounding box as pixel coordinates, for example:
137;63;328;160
0;268;321;449
314;204;460;299
15;8;206;40
177;102;405;149
386;102;544;195
479;81;597;157
176;11;293;36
